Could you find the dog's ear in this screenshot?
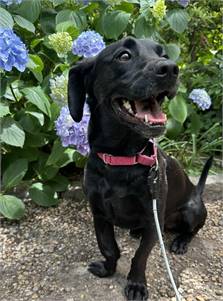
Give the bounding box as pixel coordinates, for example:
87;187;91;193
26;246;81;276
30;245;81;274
68;58;95;122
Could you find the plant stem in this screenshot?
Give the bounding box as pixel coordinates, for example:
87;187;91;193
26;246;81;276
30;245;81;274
9;84;18;102
192;133;197;158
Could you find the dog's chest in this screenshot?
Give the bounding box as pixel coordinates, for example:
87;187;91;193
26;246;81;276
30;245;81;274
85;165;153;228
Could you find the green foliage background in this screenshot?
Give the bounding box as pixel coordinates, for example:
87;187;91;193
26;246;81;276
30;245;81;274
0;0;222;219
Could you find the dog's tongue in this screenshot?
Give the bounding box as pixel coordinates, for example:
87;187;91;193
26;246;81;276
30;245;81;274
135;98;166;124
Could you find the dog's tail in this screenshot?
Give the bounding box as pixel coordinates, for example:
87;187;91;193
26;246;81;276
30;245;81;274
196;156;214;195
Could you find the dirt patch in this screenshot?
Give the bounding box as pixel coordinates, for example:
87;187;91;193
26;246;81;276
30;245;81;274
0;182;222;301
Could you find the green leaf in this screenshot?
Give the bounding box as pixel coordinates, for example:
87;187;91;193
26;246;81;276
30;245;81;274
140;0;155;17
100;10;130;39
15;0;41;23
32;71;43;82
0;117;25;147
12;148;40;162
2;159;28;190
165;118;182;139
36;165;59;181
47;174;69;192
27;55;44;82
56;9;87;31
24;133;49;147
27;111;44;126
190;113;202;134
0;194;25;220
46;140;72;167
18;114;41;133
169;96;188;124
114;2;134;13
14;15;35;33
134;16;155;38
27;54;44;72
40;9;56;34
164;43;181;61
4;80;23;101
0;77;7;97
29;183;59;207
22;86;51;118
0;7;14;28
73;151;87;168
56;21;79;38
53;0;64;6
166;9;189;33
0;103;10;118
32;152;59;181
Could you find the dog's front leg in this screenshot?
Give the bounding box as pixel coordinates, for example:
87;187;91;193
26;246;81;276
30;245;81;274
125;227;157;301
88;216;120;278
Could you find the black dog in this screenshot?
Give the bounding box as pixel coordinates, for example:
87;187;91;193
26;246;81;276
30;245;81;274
68;37;212;300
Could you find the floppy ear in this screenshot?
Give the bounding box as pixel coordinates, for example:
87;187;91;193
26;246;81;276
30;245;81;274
68;59;94;122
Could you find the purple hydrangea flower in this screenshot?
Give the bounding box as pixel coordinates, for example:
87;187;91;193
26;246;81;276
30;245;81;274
0;28;28;72
178;0;189;7
55;105;90;156
76;0;89;4
189;89;211;111
0;0;22;5
72;30;105;58
168;0;189;7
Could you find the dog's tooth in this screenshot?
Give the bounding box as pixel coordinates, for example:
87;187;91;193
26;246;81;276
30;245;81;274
129;107;133;114
145;114;148;123
123;101;131;110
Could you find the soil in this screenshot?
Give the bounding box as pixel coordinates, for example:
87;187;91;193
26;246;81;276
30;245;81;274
0;179;222;301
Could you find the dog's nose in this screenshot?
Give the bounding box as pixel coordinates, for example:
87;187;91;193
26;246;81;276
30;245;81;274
155;60;179;78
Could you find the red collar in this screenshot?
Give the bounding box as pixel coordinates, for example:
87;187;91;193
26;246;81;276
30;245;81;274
97;141;157;166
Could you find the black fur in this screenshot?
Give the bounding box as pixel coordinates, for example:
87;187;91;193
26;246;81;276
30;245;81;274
68;37;212;300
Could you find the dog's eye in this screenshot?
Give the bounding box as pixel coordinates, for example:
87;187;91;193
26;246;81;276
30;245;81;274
162;54;169;59
118;52;131;61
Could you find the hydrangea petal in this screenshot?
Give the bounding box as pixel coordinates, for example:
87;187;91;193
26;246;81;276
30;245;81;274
72;30;105;58
0;28;28;72
55;105;90;156
189;89;211;111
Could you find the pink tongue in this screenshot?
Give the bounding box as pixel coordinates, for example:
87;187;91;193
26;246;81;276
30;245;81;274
135;100;166;124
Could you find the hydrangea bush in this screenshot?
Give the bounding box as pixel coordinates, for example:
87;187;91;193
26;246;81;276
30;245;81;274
0;0;221;219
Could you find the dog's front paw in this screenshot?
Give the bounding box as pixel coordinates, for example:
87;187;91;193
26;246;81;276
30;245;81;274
125;280;148;300
88;260;115;278
170;236;188;255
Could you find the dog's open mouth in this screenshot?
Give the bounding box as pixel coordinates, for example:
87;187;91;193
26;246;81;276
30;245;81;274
113;91;170;127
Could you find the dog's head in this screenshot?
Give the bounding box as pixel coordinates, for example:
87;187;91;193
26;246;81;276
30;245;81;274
68;37;179;139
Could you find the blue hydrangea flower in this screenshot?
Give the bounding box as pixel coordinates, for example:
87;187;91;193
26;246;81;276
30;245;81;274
76;0;89;4
0;0;22;5
168;0;189;7
178;0;189;7
55;105;90;156
189;89;211;111
72;30;105;58
0;28;28;72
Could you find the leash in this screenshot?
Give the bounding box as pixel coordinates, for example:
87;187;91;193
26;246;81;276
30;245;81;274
149;156;182;301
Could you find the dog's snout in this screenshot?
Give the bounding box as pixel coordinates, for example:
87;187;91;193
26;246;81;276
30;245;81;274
155;60;179;78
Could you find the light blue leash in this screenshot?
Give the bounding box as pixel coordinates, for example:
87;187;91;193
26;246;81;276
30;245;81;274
151;156;182;301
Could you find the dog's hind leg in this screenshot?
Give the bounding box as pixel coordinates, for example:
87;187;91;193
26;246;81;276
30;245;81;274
170;203;207;255
88;216;120;278
125;227;157;301
170;156;212;255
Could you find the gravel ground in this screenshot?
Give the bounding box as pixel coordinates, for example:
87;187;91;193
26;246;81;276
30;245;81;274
0;179;222;301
